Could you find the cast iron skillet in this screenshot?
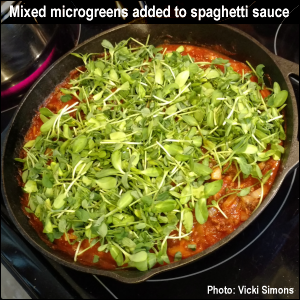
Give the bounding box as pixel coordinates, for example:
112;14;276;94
1;24;299;284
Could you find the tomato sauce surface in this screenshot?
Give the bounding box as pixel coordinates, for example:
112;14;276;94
20;45;280;269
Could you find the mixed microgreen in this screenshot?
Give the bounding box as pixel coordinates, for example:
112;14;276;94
17;37;287;271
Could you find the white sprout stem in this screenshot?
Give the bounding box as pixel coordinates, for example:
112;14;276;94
208;126;219;135
158;171;169;190
187;54;194;64
156;141;171;157
253;181;265;213
76;67;85;74
78;240;98;256
54;105;69;139
170;182;185;191
56;207;70;218
67;163;87;194
169;83;192;104
148;107;164;118
74;240;82;261
72;160;83;179
161;235;169;250
164;139;192;143
153;95;169;103
110;114;140;124
252;134;266;150
64;101;79;112
164;105;197;120
86;125;106;133
63;108;78;115
102;88;120;105
216;206;228;219
53;102;79;139
179;210;184;241
161;62;176;79
159;83;192;107
130;37;145;47
170;165;179;176
195;62;211;65
267;115;283;123
25;152;35;167
223;97;240;125
82;87;91;111
168;231;192;240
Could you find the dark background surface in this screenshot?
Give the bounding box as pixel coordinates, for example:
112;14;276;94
1;23;299;299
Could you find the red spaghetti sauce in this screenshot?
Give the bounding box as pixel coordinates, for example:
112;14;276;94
20;45;280;270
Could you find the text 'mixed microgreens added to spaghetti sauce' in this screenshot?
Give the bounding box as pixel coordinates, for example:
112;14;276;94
16;37;287;271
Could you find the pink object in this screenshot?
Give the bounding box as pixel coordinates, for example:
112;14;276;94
1;47;56;98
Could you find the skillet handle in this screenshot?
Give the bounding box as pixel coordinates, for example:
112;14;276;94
272;55;299;77
271;54;299;171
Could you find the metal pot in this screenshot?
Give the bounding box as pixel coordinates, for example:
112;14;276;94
1;24;299;283
1;25;58;106
1;24;81;111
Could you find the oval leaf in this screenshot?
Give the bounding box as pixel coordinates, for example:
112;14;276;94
183;209;193;233
204;180;223;198
154;200;177;213
110;245;123;267
164;144;183;156
98;222;108;238
117;191;134;209
24;180;38;194
122;237;136;248
238;187;251;197
72;136;88;153
155;68;164;85
40;115;58;133
53;193;66;209
194;163;212;177
130;251;147;263
110;132;126;141
111;150;124;174
141;168;162;177
175;70;190;88
96;169;121;178
180;184;191;205
268;90;288;108
195;198;208;225
95;177;117;190
181;115;198;127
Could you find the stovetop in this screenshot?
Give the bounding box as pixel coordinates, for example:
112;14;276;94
1;24;299;299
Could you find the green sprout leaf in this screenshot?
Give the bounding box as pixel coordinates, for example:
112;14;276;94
174;252;182;262
93;255;100;263
23;180;38;193
154;200;177;213
183;209;193;233
95;177;117;190
110;245;123;267
195;198;209;225
204;180;223;198
175;70;190;88
238;187;251;197
61;95;73;103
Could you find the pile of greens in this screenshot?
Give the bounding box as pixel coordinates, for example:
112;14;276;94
17;37;288;271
